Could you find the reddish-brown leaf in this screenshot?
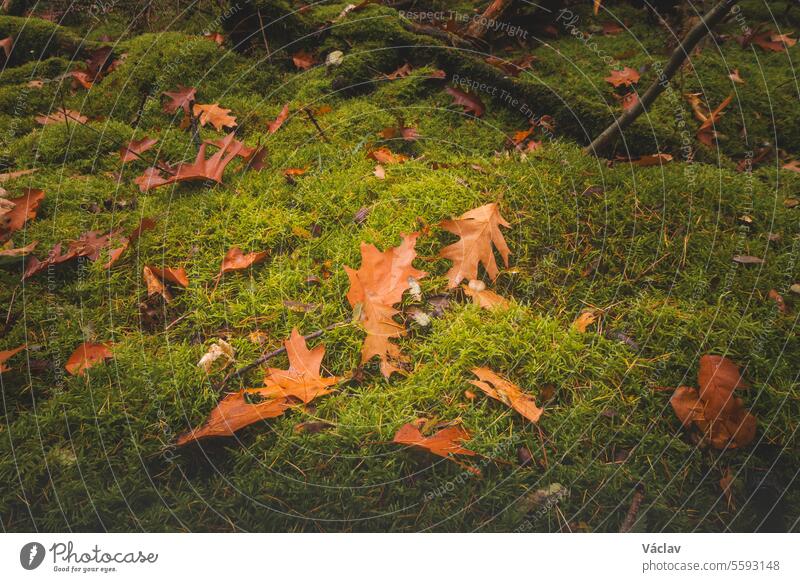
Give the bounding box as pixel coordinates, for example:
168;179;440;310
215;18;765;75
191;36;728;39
119;136;158;163
439;202;510;288
65;342;113;376
0;36;13;60
0;188;44;242
345;233;426;377
104;217;155;268
445;86;485;117
292;49;316;70
393;422;478;473
367;147;408;165
35;109;87;125
385;63;412;80
470;367;543;423
218;246;268;276
193;103;237;131
463;279;509;310
162;86;197;114
604;66;640;87
268;103;290;134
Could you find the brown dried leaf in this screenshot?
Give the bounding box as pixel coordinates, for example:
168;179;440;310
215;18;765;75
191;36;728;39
470;367;543;423
65;342;113;376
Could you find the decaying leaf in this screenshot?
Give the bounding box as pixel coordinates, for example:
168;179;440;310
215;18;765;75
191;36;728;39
368;147;408;165
445;86;485;117
669;355;756;449
197;339;234;374
268;103;290;134
463;279;509;310
0;188;45;242
35;108;88;125
65;342;113;376
0;240;37;264
345;233;426;377
292;49;316;70
439;202;510;288
469;367;543;423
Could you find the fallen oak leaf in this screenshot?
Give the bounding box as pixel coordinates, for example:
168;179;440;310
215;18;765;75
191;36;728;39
35;108;88;125
393;422;478;474
345;233;426;377
0;35;13;60
367;147;408;165
104;217;156;268
217;246;268;278
604;66;640;87
572;309;598;332
0;240;37;264
198;339;234;374
469;367;543;423
258;328;342;404
439;202;510;288
445;86;485;117
176;391;293;445
0;344;26;373
120;136;158;162
192;103;237;131
65;342;113;376
385;63;412;80
0;188;45;242
292;49;316;70
162;86;196;114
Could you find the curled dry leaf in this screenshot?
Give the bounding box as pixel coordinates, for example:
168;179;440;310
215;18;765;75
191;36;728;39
0;240;37;264
192;103;237;131
345;233;426;377
669;355;756;449
65;342;113;376
463;279;509;310
143;265;188;302
469;367;543;423
732;255;764;265
0;344;26;373
393;422;478;474
197;339;234;374
439;202;510;288
218;246;268;277
445;86;485;117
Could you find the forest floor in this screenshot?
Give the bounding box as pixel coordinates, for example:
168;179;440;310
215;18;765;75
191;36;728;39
0;0;798;532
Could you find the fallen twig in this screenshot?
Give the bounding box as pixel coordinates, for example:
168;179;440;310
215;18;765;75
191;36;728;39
619;483;645;532
584;0;738;156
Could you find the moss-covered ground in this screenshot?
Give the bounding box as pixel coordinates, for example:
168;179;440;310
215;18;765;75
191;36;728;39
0;0;798;532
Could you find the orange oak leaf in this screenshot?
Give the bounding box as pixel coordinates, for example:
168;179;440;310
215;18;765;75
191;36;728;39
696;94;733;147
135;132;243;191
393;422;478;473
176;391;293;445
120;136;158;162
218;246;268;277
469;367;543;423
439;202;510;288
268;103;290;134
104;217;156;268
162;86;196;114
192;103;237;131
345;233;426;377
143;265;172;302
604;66;640;87
385;63;412;80
65;342;113;376
751;31;797;52
0;344;26;373
445;86;485;117
259;328;342;403
669;355;756;449
0;188;44;242
463;279;509;310
0;36;13;60
572;309;598;332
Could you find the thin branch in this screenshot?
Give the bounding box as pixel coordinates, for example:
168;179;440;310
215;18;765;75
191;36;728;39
584;0;738;156
619;484;645;532
303;107;330;143
399;19;476;49
464;0;515;40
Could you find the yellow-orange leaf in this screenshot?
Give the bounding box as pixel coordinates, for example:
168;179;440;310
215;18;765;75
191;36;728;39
463;279;509;310
65;342;113;376
0;344;26;373
192;103;237;131
439;202;510;288
345;233;426;377
393;422;478;473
